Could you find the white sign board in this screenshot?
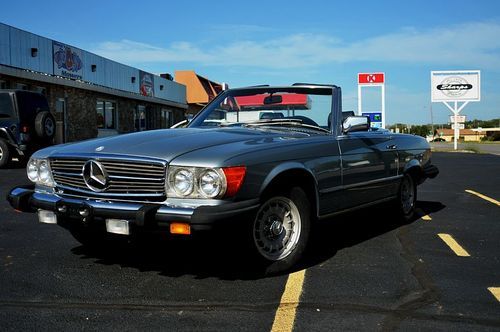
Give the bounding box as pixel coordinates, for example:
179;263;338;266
452;123;465;130
450;115;466;123
431;70;480;102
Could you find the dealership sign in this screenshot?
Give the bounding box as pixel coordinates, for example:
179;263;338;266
431;70;480;151
52;41;83;80
431;71;480;102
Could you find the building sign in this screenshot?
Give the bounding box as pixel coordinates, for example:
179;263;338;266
52;41;83;80
431;71;480;102
139;71;154;97
451;123;465;130
358;72;385;85
450;115;466;123
362;112;383;128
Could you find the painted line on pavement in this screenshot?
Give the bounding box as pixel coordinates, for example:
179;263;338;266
438;233;471;257
417;208;432;221
488;287;500;302
271;269;306;332
465;190;500;206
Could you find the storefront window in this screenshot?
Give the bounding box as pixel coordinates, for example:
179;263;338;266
96;101;117;129
135;105;146;131
161;109;173;128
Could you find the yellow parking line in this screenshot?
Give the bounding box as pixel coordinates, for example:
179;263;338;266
438;233;471;257
417;209;432;221
421;214;432;221
465;190;500;206
271;269;306;332
488;287;500;302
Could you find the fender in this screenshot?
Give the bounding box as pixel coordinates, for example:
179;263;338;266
403;158;422;174
259;161;320;218
0;127;18;146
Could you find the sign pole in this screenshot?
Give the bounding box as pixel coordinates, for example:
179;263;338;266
357;84;362;116
381;83;386;128
454;106;459;150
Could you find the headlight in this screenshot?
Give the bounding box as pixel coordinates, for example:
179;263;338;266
198;169;225;198
26;158;55;187
27;158;39;182
171;168;194;197
167;166;228;199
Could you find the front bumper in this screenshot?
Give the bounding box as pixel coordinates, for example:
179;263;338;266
7;185;259;232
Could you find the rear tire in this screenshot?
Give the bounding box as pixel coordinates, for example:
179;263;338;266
0;139;11;168
250;186;311;275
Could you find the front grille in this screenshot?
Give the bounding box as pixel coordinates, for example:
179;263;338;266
50;157;166;202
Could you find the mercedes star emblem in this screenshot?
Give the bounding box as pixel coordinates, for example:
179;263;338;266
82;160;109;192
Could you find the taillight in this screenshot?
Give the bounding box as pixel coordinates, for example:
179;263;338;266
222;166;246;197
21;126;30;133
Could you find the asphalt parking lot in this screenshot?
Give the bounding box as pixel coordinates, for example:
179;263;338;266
0;152;499;331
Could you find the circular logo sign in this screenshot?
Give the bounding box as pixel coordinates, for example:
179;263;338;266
437;76;473;98
82;160;109;192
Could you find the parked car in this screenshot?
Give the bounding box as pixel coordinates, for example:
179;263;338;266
431;137;445;142
7;84;438;273
0;90;56;167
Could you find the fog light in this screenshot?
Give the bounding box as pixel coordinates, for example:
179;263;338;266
170;222;191;235
105;219;130;235
38;210;57;224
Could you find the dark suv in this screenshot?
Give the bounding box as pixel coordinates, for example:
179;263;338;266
0;90;56;167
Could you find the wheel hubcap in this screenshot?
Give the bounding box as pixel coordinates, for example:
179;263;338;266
45;119;54;136
401;177;415;214
253;197;301;261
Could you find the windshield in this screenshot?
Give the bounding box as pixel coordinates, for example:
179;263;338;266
188;87;334;133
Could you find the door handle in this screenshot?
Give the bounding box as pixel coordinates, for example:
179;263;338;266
386;144;397;150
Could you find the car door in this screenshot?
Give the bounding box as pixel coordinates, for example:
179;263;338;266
337;130;399;210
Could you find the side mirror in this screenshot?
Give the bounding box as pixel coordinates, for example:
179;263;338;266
343;116;370;133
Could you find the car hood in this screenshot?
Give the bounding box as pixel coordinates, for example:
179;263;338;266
35;127;312;162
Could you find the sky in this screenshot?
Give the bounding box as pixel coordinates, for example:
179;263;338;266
1;0;499;125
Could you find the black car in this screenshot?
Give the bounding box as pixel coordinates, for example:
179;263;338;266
7;84;438;273
0;90;56;167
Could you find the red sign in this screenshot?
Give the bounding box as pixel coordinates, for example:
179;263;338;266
358;72;385;84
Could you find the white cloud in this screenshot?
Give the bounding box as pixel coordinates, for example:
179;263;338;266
91;21;500;71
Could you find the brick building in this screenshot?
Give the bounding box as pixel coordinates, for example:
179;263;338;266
0;23;188;143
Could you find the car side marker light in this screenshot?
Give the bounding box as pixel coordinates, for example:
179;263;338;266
170;222;191;235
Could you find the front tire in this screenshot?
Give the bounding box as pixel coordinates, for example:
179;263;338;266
0;139;11;168
251;187;311;274
398;174;417;221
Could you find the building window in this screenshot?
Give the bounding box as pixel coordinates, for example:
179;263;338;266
161;109;173;128
96;101;117;129
15;83;29;90
0;80;7;89
32;86;46;95
135;105;147;131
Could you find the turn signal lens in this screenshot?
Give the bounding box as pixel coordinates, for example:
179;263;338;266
222;166;246;197
170;222;191;235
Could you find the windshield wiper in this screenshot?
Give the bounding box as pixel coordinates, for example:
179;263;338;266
243;119;330;133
